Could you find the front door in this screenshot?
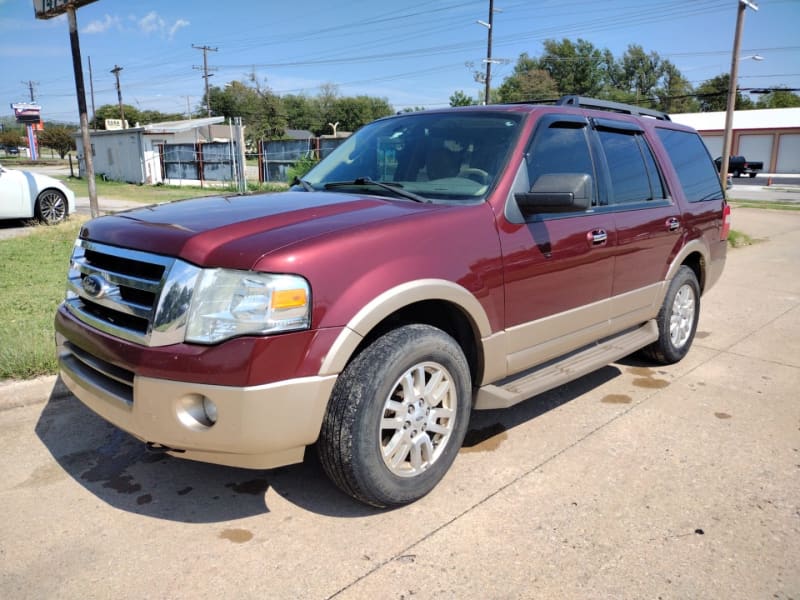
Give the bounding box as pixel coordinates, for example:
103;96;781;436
498;114;616;375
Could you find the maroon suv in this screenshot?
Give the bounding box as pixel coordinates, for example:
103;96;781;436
56;96;729;507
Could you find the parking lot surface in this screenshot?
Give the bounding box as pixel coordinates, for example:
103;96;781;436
0;208;798;599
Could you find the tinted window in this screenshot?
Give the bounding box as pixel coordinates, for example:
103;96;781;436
656;128;723;202
527;122;595;204
597;130;654;204
304;111;522;202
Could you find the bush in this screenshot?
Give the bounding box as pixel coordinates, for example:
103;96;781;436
286;153;318;183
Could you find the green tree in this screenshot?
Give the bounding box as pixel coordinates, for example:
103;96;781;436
756;87;800;108
655;61;699;113
325;95;393;133
0;128;25;148
695;74;754;112
38;125;77;158
282;94;323;133
496;53;559;103
449;90;475;107
539;38;605;96
620;44;664;104
90;104;183;129
207;78;287;143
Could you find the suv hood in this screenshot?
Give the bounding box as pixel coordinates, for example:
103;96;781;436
79;191;438;268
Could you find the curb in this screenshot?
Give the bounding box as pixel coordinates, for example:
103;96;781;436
0;375;72;412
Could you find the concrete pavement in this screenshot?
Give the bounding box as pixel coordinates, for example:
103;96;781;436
0;207;798;599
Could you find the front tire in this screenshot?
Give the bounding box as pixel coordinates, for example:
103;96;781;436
643;266;700;365
318;324;472;507
35;189;67;225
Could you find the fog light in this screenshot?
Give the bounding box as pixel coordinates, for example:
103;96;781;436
177;394;218;429
202;397;218;425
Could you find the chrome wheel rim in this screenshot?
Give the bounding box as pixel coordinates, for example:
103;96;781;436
380;361;457;478
669;283;696;349
39;191;66;224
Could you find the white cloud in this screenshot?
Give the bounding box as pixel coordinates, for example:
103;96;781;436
168;19;190;40
82;14;121;34
136;12;188;39
138;11;164;34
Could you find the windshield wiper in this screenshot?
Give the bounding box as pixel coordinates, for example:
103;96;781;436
324;177;427;203
291;176;315;192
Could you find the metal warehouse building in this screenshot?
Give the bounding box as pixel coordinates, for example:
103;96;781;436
671;107;800;174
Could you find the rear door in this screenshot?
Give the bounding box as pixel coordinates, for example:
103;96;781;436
590;118;682;332
497;113;616;374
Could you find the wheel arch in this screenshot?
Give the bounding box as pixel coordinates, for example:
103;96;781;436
666;241;708;294
318;279;493;386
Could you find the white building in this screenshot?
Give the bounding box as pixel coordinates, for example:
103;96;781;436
671;107;800;174
74;117;246;185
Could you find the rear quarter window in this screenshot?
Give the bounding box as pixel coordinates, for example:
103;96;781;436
656;128;723;202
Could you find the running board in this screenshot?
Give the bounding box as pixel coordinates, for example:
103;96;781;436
474;320;659;410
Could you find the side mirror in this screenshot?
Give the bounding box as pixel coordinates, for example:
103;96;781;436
515;173;592;215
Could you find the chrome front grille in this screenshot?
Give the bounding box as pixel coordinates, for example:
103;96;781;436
64;240;200;347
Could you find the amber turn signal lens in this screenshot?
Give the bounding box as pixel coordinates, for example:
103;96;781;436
271;288;308;310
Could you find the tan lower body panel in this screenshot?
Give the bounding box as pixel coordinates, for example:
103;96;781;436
59;360;337;470
475;320;659;410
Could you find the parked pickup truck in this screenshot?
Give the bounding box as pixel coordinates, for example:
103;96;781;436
56;95;729;507
715;155;764;178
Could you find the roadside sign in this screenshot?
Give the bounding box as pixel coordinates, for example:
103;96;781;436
33;0;98;19
11;103;41;124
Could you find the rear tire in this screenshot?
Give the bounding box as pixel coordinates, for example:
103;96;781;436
643;266;700;365
318;324;471;507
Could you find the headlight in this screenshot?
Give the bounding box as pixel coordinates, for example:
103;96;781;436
185;269;310;344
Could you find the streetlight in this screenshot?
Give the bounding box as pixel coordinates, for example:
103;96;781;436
719;0;759;188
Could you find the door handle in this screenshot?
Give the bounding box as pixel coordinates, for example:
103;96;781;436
587;229;608;246
666;217;680;232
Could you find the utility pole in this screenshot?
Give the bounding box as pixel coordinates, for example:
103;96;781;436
88;56;96;129
484;0;494;105
22;80;38;102
192;44;218;117
720;0;759;188
110;64;126;127
66;7;98;218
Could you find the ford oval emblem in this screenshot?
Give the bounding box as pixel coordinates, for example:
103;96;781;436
82;274;106;298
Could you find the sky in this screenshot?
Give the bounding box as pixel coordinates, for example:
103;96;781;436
0;0;798;125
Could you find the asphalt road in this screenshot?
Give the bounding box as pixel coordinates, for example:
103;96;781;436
1;207;798;599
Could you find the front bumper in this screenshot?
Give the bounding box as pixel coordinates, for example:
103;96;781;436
55;320;339;470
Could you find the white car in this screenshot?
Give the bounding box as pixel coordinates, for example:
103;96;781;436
0;163;76;225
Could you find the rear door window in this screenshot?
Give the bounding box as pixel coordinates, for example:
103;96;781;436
594;120;666;205
656;128;724;202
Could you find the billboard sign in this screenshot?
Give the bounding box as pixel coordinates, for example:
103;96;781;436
33;0;99;19
11;103;42;124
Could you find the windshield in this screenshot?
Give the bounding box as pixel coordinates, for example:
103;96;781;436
302;111;523;203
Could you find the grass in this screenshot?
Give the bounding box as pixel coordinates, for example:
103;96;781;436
59;176;289;203
729;199;800;211
0;178;289;381
0;218;85;380
727;229;755;248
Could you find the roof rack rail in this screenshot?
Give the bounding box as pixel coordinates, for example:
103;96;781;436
555;95;671;121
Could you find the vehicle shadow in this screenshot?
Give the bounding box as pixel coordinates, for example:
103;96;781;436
35;366;621;523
